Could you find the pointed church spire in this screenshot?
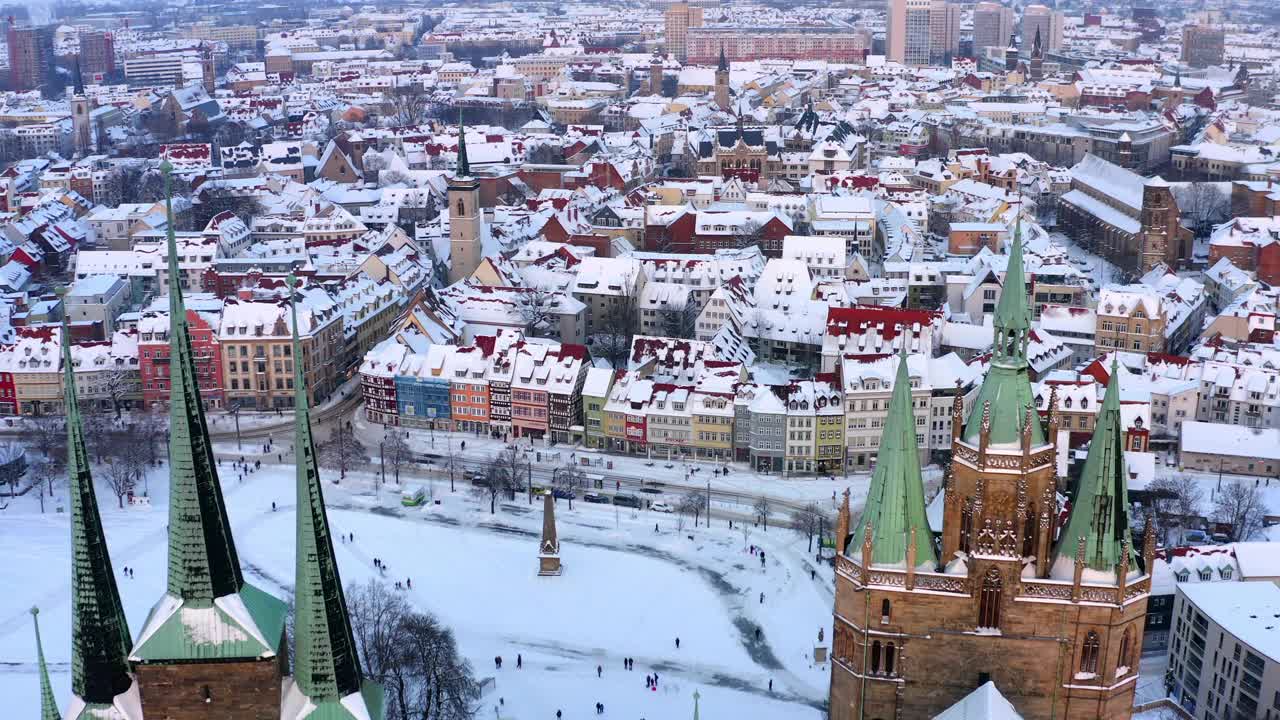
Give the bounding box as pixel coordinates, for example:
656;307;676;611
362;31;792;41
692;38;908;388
717;43;727;72
159;160;245;603
455;111;471;178
131;164;285;671
72;56;84;96
61;308;133;707
1031;26;1042;59
32;608;61;720
1051;356;1138;579
961;209;1044;446
288;274;366;703
993;212;1031;359
851;352;936;568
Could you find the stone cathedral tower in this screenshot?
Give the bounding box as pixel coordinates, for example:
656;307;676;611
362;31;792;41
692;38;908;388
829;219;1153;720
447;117;482;285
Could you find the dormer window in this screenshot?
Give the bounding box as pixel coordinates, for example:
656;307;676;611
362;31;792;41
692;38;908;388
1175;570;1190;583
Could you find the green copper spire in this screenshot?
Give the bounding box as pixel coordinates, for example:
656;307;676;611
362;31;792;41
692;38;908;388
962;214;1044;446
289;275;369;709
32;608;61;720
851;352;937;567
131;165;287;667
160;161;245;602
993;213;1032;356
455;111;470;178
61;313;133;706
1052;357;1138;577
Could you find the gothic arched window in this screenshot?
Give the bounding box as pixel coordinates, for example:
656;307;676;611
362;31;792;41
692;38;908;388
978;567;1002;629
1081;631;1100;675
881;598;892;625
885;643;896;676
456;198;464;215
1118;629;1132;674
871;640;882;673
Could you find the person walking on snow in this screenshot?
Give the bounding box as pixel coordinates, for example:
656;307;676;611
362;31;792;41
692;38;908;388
517;653;522;668
596;665;602;678
759;591;764;604
675;637;680;649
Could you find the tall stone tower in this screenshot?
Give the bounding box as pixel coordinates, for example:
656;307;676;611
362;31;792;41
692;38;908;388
538;492;562;576
130;162;289;720
70;57;94;155
62;307;140;720
1029;27;1044;81
1004;33;1019;72
829;220;1154;720
714;44;731;111
447;118;482;285
283;275;385;718
1139;176;1177;272
649;53;664;96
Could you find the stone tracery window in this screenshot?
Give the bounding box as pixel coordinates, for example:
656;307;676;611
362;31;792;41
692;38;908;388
1080;631;1100;675
978;567;1002;629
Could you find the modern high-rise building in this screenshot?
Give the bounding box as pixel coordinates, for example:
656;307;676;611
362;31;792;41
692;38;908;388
663;1;704;62
1181;24;1225;68
886;0;934;66
78;30;116;83
7;21;52;93
973;1;1015;57
929;0;961;65
1021;5;1063;57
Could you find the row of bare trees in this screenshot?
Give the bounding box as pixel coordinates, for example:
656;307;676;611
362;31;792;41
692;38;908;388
346;580;479;719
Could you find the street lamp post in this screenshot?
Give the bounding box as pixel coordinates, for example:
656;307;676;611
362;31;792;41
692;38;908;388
229;400;242;450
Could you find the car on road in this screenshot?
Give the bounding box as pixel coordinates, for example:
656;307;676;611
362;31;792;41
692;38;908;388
638;487;663;495
612;493;642;509
584;492;610;504
552;488;575;500
651;502;674;513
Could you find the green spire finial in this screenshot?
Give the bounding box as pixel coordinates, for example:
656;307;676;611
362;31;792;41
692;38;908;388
693;689;701;720
32;608;61;720
851;353;937;567
289;274;367;702
61;299;133;705
1052;354;1137;577
960;207;1045;446
161;158;246;603
993;211;1031;363
456;110;470;178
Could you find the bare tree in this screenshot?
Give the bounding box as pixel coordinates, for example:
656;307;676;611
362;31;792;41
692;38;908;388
28;416;66;471
318;423;368;483
104;366;138;419
495;446;529;502
659;297;698;340
196;186;264;227
101;454;136;508
733;219;764;250
0;442;26;497
1145;474;1204;545
28;461;55;513
790;502;824;553
524;143;562;165
753;496;772;532
1173;183;1231;238
389;84;432;127
1214;479;1266;542
552;463;585;509
592;274;640;369
384;430;410;486
677;489;704;528
471;456;507;514
517;289;560;338
346;580;479;720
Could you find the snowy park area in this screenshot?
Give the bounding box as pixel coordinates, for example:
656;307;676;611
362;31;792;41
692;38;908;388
0;455;832;720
